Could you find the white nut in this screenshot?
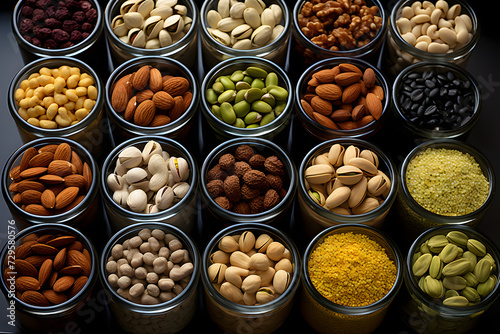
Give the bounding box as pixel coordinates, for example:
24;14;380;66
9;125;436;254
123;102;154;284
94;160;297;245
155;185;174;210
148;154;169;192
127;189;148;212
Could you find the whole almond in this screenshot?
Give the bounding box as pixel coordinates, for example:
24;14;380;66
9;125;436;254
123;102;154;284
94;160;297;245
54;143;72;161
38;259;53;286
25;204;51;216
355;115;375;127
47;160;73;177
163;77;190;97
47;236;76;248
38;144;59;154
337;120;356;130
83;162;92;192
70;151;83;175
365;93;383;120
111;82;128;113
21;290;50;306
168;96;185;121
351;104;366;121
342;83;361;104
53;276;75;293
55;186;79;210
31;244;59;255
363;68;376;88
134;100;156;126
301;99;314;118
339;63;363;75
21;189;42;205
38;175;65;185
14;241;37;260
132;65;151;90
135;89;154;104
59;265;83;276
16;276;40;291
36;234;53;244
335;72;362;86
312;69;336;83
28;152;54;168
68;276;88;298
312;112;339;130
64;174;87;188
57;195;85;214
20;147;38;172
369;85;384;100
114;73;133;99
42;289;68;304
67;250;91;277
315;84;342;101
310;96;333;116
14;259;38;277
19;167;48;179
182;91;193;110
149;67;163;92
124;96;137;121
330;109;352;122
24;255;51;267
152;91;174;110
17;180;45;193
53;248;67;271
149;114;171;127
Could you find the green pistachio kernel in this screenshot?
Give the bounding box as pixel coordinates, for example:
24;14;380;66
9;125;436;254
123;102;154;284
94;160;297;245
218;89;235;104
251;78;265;89
220;102;236;124
245;66;268;78
260;112;275;126
265;72;279;87
244;88;265;103
230;70;244;82
268;86;289;101
212;81;225;94
233;100;251;118
206;88;218;104
234;118;246;128
252;100;272;113
244;111;262;124
219;76;236;90
274;100;286;116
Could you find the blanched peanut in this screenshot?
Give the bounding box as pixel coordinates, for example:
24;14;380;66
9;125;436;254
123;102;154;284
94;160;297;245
13;65;98;128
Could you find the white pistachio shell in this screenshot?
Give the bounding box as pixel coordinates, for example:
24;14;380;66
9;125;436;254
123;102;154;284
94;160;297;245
231;24;253;40
367;174;388;197
112;16;128;37
251;25;272;47
305;164;334;185
352;197;380;214
232;38;252;49
128;28;146;47
150;6;173;20
270;24;284;42
217;17;245;32
123;12;145;29
324;186;351;210
119;146;143;169
127;189;148;212
183;16;193;33
328;144;345;167
229;2;246;19
159;29;173;47
243;7;261;29
245;0;265;15
208;28;231;46
347;157;378;176
168;156;189;183
143;16;164;39
260;8;276;28
217;0;230;18
269;4;283;24
207;9;222;28
145;38;160;49
107;173;125;192
343;145;360;165
164;14;184;34
120;0;140;16
125;167;148;184
155;185;174;210
348;176;367;208
142;140;163;164
172;182;190;199
156;0;178;8
174;4;188;16
335;165;363;185
131;0;154;18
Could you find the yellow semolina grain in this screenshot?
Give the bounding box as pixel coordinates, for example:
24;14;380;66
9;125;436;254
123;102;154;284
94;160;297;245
406;148;489;216
308;232;397;307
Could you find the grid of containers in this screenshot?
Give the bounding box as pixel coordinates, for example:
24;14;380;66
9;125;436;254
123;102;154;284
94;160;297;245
1;0;499;333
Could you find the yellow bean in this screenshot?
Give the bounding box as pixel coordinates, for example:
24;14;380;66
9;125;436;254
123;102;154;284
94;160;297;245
27;107;38;118
87;85;98;100
54;77;66;93
46;103;58;120
28;72;40;80
27;117;40;127
75;86;87;96
25;88;34;98
28;96;40;108
78;77;94;87
20;80;29;91
68;110;77;122
54;92;68;106
65;89;79;102
58;65;71;80
40;120;58;129
75;108;89;121
34;105;45;116
34;86;45;100
39;67;51;76
42;96;55;107
69;66;81;76
75;96;85;110
18;98;30;109
83;98;95;111
28;78;39;89
43;83;55;96
18;108;29;120
14;88;25;101
37;74;54;86
39;114;48;120
51;68;59;77
67;74;80;89
64;101;76;111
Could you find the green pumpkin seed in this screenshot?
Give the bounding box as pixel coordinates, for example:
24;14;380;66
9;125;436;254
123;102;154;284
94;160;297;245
211;105;222;119
477;275;497;297
233;100;251;118
467;239;487;257
424;275;444;299
265;72;278;87
206;88;219;104
429;255;443;278
220;102;236;124
427;235;449;253
274;100;286;116
260;112;275;126
413;253;432;276
474;258;492;283
261;93;276;108
230;70;244;82
252;100;272;113
462;251;477;272
245;66;268;78
246;123;260;128
235;89;248;104
242;75;253;84
220;76;236;90
442;275;467;290
443;295;469;307
461;286;481;303
446;231;469;247
445;289;459;298
218;89;236;104
463;272;479;287
442;258;471;276
420;241;431;254
439;243;459;263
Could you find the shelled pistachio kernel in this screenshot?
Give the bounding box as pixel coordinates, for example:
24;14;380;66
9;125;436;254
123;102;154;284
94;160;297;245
411;230;497;306
206;65;288;128
14;66;97;129
208;230;293;305
304;143;391;215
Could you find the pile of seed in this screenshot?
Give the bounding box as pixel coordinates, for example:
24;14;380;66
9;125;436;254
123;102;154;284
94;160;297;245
406;148;489;216
397;69;475;131
308;232;397;307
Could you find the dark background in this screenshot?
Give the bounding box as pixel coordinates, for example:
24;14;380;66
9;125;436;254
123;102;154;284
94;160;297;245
0;0;499;333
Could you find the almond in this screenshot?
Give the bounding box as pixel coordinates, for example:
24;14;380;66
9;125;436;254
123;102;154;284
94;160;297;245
47;271;58;288
68;276;88;298
28;152;54;167
342;83;361;104
14;241;37;260
47;160;73;177
149;114;171;127
47;236;76;248
307;77;320;87
53;143;72;161
21;290;50;306
162;77;190;97
19;167;48;179
335;72;362;86
134;100;156;126
365;93;383;120
16;276;40;291
56;195;85;214
152;91;174;110
38;259;53;286
124;96;137;121
114;73;133;99
301;99;314;118
38;144;59;154
20;189;42;205
25;204;51;216
54;186;79;210
17;180;45;193
132;65;151;90
339;63;363;75
355;115;375;127
330;109;352;121
111;82;128;113
59;265;83;276
312;112;339;130
53;276;75;293
70;151;83;175
10;165;22;182
337;120;356;130
363;68;376;88
315;84;342;101
64;174;86;188
351;104;366;121
67;241;83;252
20;147;38;171
24;255;51;267
31;244;59;255
312;69;336;83
135;89;154;104
149;67;163;92
168;96;185;121
182;91;193;110
310;96;333;116
53;248;67;271
14;259;38;277
38;174;65;185
369;85;384;100
83;162;92;192
36;234;53;244
67;250;91;276
42;289;68;304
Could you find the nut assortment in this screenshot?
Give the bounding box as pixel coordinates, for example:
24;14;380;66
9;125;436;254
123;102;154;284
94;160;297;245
411;230;497;306
301;62;384;130
304;143;390;215
110;64;193;127
206;65;288;128
206;0;285;50
4;231;92;306
105;228;193;304
18;0;98;49
8;142;93;216
107;140;191;213
206;144;288;214
14;65;97;128
297;0;383;51
208;230;293;305
111;0;193;49
395;0;473;53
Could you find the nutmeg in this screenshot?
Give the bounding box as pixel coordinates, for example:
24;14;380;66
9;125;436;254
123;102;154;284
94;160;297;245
264;156;283;174
219;154;236;172
248;154;266;169
235;145;255;161
263;189;280;210
234;161;252;179
214;196;232;211
224;175;241;203
207;179;224;199
207;165;228;182
243;170;267;189
266;174;283;190
248;196;265;214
